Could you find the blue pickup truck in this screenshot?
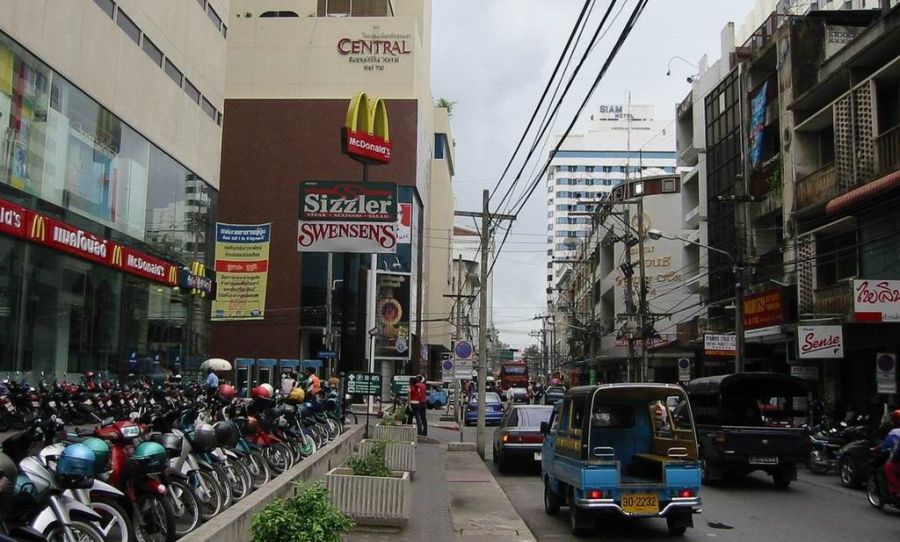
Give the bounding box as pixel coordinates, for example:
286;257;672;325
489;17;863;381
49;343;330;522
540;383;702;536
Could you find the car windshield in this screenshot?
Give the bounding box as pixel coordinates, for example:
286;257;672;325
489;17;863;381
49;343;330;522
472;392;501;404
516;407;553;428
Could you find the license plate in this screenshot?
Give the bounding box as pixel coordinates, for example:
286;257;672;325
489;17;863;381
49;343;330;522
84;399;92;405
621;493;658;515
749;456;779;465
534;452;542;461
5;404;13;412
31;401;39;408
48;401;56;408
107;400;113;407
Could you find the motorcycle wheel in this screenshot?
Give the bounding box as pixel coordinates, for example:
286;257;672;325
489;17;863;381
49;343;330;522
242;450;271;490
166;479;202;537
298;431;316;458
867;478;885;509
91;496;137;542
806;450;830;475
0;413;10;432
838;457;860;488
43;520;105;542
324;419;339;440
221;458;252;502
209;465;233;510
263;444;290;475
9;411;28;430
133;492;176;542
192;470;224;521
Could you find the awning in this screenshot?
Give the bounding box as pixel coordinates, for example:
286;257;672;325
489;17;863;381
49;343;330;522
826;168;900;216
279;359;301;369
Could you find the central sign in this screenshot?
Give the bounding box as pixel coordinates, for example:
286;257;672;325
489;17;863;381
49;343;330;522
297;181;398;254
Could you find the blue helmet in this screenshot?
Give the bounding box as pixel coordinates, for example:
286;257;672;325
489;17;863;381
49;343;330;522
56;444;96;489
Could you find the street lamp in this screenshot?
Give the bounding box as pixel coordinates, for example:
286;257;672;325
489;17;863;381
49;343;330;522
646;228;745;373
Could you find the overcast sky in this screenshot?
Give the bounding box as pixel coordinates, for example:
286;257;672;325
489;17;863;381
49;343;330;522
431;0;758;350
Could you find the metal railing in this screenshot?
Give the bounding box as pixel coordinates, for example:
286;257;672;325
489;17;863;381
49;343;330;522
876;123;900;176
796;163;838;210
813;282;853;317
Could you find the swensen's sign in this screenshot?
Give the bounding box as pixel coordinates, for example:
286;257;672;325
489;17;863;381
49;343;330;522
0;195;178;286
797;325;844;359
341;92;392;164
298;181;398;254
854;279;900;322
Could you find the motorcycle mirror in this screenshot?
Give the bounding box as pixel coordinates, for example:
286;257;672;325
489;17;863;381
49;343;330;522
101;417;114;427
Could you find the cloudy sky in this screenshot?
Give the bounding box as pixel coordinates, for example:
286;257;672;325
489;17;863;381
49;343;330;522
431;0;758;349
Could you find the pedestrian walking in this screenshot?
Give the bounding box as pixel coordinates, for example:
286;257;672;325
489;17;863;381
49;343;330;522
328;372;341;390
405;377;417;425
204;367;219;398
305;367;321;396
415;375;428;437
280;372;296;395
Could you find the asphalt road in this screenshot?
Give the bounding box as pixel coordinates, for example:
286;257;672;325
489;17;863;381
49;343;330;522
444;420;899;541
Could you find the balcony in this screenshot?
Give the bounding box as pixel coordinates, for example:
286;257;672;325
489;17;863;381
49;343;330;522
684;204;703;228
876;123;900;176
813;282;853;318
796;163;838;210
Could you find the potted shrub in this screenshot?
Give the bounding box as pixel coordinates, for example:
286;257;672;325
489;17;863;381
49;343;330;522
359;438;416;474
250;481;353;542
325;442;411;528
374;403;417;442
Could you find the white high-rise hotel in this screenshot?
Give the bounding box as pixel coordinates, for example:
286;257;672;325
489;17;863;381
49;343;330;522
547;104;676;292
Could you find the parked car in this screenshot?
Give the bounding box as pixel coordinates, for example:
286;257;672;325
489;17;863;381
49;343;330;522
465;392;504;426
507;387;530;404
543;385;566;405
426;382;449;409
493;405;553;472
837;423;893;488
685;372;809;487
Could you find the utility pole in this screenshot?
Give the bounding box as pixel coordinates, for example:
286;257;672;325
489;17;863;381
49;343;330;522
636;195;649;383
455;190;515;459
621;208;636;382
443;253;474;442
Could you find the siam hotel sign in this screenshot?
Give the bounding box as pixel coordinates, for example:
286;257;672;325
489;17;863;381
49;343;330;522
298;181;398;254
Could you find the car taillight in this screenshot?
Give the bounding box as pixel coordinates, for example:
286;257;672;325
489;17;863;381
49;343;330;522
714;431;725;446
502;434;509;443
588;489;603;499
678;489;696;498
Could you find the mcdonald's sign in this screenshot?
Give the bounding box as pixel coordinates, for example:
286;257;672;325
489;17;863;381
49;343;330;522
0;199;25;239
341;92;392;164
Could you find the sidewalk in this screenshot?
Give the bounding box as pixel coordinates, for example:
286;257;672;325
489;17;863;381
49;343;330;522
347;415;535;542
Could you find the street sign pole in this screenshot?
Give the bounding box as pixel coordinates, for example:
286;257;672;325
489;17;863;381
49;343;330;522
346;371;382;439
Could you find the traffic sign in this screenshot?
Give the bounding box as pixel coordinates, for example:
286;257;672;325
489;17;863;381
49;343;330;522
345;372;382;396
454;359;474;379
677;358;691;382
454;341;473;360
391;374;415;396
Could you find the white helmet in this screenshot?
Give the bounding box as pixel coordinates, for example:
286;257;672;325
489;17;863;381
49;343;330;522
260;383;275;397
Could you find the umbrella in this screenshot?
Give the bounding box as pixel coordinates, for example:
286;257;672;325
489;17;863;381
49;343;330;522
201;358;232;372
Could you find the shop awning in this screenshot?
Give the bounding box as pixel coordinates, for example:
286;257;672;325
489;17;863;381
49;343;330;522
235;358;255;367
826;168;900;216
256;358;278;367
279;359;300;369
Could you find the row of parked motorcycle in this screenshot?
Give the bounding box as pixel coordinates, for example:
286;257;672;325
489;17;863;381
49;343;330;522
805;410;899;512
0;372;353;541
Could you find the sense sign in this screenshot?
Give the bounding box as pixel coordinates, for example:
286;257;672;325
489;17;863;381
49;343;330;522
345;372;382;396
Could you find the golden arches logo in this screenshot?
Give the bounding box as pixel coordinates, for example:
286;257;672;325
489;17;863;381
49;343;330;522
167;266;178;285
190;261;207;297
29;215;46;241
111;245;124;266
341;91;392;164
345;92;390;143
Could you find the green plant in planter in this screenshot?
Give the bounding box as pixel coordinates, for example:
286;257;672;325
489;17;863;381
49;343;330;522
250;481;353;542
347;441;392;477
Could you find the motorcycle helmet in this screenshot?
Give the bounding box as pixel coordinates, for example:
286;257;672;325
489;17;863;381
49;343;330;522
218;384;237;402
189;423;218;452
260;383;275;397
150;433;184;459
214;420;240;448
56;443;96;489
250;385;272;400
130;441;167;475
81;437;111;474
288;388;306;404
892;409;900;424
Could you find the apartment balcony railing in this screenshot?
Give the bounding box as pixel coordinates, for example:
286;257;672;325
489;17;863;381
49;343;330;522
796;163;838;210
813;282;853;318
876;123;900;176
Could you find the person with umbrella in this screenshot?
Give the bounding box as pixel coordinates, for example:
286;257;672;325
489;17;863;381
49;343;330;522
205;367;219;397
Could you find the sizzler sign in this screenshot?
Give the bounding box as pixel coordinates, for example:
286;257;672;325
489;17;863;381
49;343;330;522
298;181;398;254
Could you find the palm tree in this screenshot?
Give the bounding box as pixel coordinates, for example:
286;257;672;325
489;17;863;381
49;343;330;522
435;97;457;117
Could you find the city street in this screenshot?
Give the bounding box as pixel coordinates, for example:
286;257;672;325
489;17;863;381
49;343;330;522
442;419;900;541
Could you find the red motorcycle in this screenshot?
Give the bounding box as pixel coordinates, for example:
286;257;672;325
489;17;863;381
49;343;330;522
91;420;177;542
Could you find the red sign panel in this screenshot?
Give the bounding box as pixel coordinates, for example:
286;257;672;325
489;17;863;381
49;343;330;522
341;128;392;164
0;196;178;286
0;199;26;238
743;289;784;329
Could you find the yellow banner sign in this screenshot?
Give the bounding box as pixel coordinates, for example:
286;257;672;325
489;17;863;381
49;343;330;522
211;223;271;321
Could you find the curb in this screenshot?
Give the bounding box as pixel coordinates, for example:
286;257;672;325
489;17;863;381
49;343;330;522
180;424;364;542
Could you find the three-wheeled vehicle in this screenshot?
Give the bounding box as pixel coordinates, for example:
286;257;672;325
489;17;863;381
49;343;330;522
541;384;701;536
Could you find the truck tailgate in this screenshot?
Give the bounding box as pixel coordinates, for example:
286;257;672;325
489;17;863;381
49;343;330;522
718;426;806;457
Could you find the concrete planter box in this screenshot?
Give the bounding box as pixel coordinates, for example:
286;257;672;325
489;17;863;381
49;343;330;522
359;439;416;474
325;468;411;527
373;423;417;443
